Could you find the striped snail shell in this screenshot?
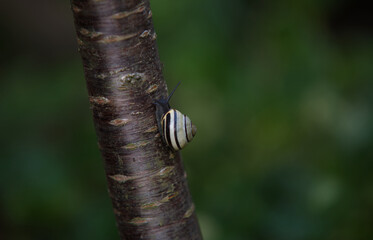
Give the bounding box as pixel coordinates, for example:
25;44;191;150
161;109;197;151
154;82;197;151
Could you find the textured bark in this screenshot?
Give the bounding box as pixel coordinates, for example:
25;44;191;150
70;0;202;239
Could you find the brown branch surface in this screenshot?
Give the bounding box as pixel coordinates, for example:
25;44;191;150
70;0;202;239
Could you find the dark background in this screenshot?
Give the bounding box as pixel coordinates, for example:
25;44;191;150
1;0;372;239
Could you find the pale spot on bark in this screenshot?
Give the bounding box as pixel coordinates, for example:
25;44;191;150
140;30;151;38
79;28;103;38
157;166;175;177
144;125;158;133
160;192;179;203
109;174;139;183
96;33;137;43
128;217;148;225
111;3;145;19
146;84;158;93
131;111;143;116
141;201;163;210
109;118;130;126
121;72;145;84
122;140;150;150
152;32;157;40
183;204;195;218
147;10;152;19
89;96;110;105
72;5;81;13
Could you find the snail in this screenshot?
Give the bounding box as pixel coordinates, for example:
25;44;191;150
154;82;197;151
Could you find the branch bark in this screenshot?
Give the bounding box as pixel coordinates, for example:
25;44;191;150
70;0;202;239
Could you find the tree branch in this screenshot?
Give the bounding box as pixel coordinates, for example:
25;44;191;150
71;0;202;239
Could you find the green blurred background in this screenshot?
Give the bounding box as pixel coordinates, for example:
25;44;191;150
1;0;372;239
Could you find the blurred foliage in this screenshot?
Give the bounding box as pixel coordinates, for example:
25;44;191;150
0;0;372;239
